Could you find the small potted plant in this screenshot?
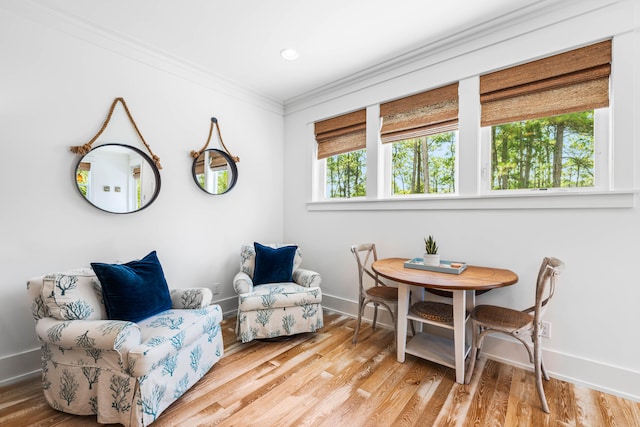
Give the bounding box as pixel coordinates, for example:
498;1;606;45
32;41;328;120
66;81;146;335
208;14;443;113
423;235;440;266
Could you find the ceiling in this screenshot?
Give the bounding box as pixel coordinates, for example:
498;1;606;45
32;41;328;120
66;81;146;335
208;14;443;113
31;0;548;104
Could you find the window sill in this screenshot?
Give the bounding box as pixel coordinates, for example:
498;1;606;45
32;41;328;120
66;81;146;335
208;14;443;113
307;190;637;211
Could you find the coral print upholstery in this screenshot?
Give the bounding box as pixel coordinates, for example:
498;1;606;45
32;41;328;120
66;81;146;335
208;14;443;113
233;243;323;343
27;253;224;427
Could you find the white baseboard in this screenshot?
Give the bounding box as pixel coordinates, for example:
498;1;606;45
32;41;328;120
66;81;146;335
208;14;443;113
322;293;396;329
213;295;239;319
0;347;41;387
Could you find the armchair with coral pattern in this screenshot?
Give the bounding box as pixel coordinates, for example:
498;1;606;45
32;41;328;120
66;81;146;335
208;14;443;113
27;261;223;427
233;243;323;343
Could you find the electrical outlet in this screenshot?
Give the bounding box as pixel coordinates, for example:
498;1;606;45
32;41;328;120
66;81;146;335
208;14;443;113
212;283;221;295
540;321;551;338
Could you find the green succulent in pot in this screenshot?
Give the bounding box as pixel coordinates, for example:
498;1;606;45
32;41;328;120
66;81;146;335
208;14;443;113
423;235;440;266
424;235;438;255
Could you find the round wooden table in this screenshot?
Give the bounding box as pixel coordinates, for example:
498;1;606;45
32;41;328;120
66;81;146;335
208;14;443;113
372;258;518;384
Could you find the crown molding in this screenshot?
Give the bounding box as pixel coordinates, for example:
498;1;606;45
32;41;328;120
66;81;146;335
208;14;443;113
1;0;284;115
283;0;623;115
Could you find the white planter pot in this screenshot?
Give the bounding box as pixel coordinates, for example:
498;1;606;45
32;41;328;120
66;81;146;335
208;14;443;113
423;254;440;266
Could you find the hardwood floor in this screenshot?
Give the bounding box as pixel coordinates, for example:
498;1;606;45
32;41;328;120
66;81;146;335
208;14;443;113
2;311;639;426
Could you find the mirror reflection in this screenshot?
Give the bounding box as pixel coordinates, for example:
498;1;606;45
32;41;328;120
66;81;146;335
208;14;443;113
192;148;238;195
75;143;161;214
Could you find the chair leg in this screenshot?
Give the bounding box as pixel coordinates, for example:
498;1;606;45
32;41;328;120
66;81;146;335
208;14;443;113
534;339;550;413
465;323;480;384
475;326;486;358
352;299;366;344
372;303;378;330
540;357;550;381
407;291;416;336
391;302;398;349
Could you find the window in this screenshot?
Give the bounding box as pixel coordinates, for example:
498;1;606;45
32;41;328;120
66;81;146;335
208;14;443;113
315;109;366;198
390;132;457;194
380;83;459;195
480;40;611;191
325;149;366;198
488;110;599;190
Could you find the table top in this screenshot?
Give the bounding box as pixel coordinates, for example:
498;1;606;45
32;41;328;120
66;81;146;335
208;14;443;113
372;257;518;291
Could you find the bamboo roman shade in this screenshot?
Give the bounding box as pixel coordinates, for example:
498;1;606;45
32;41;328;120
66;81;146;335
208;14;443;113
480;39;611;127
315;109;366;159
380;83;459;144
194;154;227;175
194;160;204;175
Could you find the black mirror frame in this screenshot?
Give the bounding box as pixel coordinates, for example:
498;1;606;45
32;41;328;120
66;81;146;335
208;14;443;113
74;143;161;214
191;148;238;195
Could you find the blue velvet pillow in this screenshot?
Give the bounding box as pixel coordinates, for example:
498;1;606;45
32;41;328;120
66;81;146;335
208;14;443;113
91;251;172;322
252;242;298;286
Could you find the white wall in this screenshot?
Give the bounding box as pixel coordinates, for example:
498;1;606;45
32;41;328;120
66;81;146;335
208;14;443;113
284;0;640;400
0;4;284;384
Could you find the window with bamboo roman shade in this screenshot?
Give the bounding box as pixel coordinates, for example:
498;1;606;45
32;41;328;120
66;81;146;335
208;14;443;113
314;109;366;159
480;39;611;127
380;83;459;144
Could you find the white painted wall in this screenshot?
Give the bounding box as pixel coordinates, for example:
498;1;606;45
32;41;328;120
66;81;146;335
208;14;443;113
0;5;284;384
84;147;133;213
284;0;640;400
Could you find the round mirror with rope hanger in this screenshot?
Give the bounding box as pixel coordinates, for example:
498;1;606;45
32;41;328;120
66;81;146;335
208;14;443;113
70;97;162;214
190;117;239;195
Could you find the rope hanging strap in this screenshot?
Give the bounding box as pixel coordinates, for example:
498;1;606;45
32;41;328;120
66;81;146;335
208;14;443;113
70;97;162;169
190;117;240;163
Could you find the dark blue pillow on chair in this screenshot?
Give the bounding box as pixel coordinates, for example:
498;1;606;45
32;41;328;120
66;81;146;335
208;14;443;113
253;242;298;286
91;251;172;322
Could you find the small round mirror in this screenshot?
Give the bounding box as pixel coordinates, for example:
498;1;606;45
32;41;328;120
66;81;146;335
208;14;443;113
192;148;238;195
74;143;161;214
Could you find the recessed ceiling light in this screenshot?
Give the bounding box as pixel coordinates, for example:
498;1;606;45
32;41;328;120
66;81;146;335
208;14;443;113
280;48;299;61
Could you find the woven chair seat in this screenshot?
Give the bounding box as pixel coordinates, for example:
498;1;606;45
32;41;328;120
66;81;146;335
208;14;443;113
471;305;533;330
365;285;398;301
411;301;454;323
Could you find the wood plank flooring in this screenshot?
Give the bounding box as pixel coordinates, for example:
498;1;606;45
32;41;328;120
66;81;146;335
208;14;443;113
2;311;639;426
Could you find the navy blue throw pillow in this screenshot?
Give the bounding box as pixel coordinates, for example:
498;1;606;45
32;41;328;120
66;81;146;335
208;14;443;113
91;251;172;322
252;242;298;286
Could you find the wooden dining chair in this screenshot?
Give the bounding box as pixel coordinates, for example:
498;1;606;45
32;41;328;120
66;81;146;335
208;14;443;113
351;243;414;345
464;257;564;413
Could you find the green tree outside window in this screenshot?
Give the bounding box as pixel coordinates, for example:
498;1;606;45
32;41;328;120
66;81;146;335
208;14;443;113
391;132;457;195
491;110;594;190
326;149;366;198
